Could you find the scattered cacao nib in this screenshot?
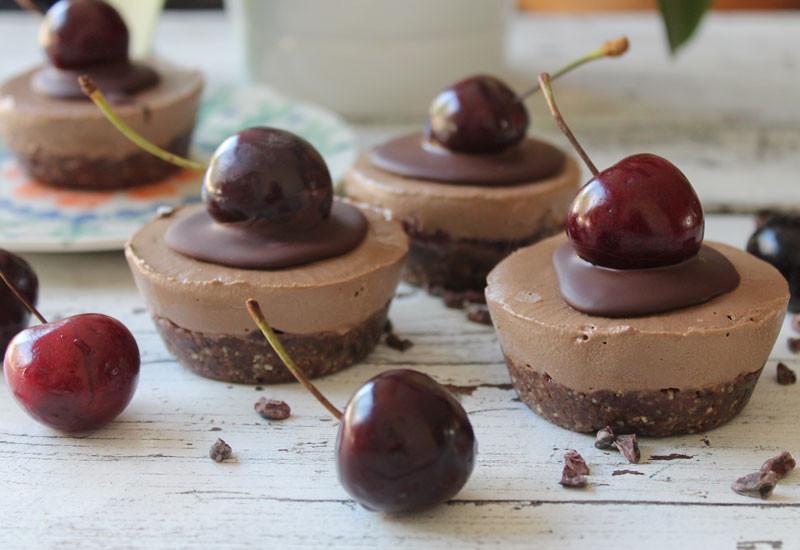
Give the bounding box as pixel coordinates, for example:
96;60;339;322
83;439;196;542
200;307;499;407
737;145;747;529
776;362;797;385
760;451;796;479
788;337;800;354
560;450;589;488
254;397;291;421
385;332;414;352
612;469;645;476
792;314;800;334
595;426;616;450
466;304;492;325
614;434;641;464
564;449;590;475
732;471;778;499
440;289;465;309
209;438;233;463
383;319;393;333
701;436;711;447
650;453;694;461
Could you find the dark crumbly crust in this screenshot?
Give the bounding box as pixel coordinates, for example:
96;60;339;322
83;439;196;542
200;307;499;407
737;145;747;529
402;221;561;296
14;132;193;190
504;354;763;436
153;304;389;384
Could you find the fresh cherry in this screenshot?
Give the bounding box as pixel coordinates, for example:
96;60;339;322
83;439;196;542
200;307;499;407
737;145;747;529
747;214;800;312
1;274;139;432
246;300;476;513
538;73;704;269
40;0;129;70
427;37;629;155
203;127;334;234
428;75;528;154
0;250;38;356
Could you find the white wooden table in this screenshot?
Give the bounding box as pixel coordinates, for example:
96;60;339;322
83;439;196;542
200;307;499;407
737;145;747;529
1;11;799;550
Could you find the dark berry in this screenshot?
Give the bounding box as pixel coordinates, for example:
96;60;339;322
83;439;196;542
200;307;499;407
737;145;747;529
747;214;800;312
0;250;38;356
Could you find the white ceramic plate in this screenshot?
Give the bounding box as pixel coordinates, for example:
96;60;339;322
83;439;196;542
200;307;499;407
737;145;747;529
0;84;358;253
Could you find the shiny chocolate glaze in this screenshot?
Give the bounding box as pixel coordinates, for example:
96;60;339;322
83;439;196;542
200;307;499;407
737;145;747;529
370;132;565;186
165;201;368;270
32;61;159;100
553;241;741;317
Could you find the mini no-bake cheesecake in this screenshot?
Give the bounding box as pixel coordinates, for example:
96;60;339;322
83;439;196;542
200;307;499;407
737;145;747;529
485;74;789;436
0;0;202;189
125;127;407;383
344;39;628;312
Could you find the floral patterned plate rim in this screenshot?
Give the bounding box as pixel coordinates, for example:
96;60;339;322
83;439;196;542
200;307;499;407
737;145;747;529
0;84;358;253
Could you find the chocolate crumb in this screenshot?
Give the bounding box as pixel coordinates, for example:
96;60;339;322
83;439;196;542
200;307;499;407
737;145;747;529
595;426;616;450
732;471;778;499
560;450;589;488
614;434;641;464
441;289;464;309
776;362;797;385
209;427;222;432
254;397;291;421
466;304;492;325
650;453;694;461
209;438;232;462
701;436;711;446
612;469;645;476
383;319;393;333
788;337;800;354
385;332;414;352
760;451;796;479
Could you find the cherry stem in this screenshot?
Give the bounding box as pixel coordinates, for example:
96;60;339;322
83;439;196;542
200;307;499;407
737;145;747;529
538;72;599;177
517;36;629;102
0;270;47;324
246;299;343;421
78;75;208;173
14;0;44;15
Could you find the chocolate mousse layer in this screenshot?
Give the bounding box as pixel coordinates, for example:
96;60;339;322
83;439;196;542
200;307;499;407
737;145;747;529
343;147;580;300
0;60;203;189
486;235;789;436
126;202;408;383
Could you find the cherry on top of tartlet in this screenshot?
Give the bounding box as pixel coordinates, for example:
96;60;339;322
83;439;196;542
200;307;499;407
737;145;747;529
535;72;740;317
369;37;629;187
31;0;159;99
80;78;367;270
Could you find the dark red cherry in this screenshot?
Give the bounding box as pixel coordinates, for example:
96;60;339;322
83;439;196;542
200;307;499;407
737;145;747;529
566;153;704;269
4;313;140;432
747;214;800;312
0;250;38;356
203;127;333;234
428;75;528;154
336;369;476;513
40;0;129;70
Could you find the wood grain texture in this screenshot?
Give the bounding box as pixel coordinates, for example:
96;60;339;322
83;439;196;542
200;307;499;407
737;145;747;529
1;11;799;550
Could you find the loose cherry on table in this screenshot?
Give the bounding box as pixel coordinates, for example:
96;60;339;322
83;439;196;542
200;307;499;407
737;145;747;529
39;0;129;69
537;72;704;270
0;249;38;356
0;271;140;432
427;37;629;154
246;300;477;513
747;214;800;312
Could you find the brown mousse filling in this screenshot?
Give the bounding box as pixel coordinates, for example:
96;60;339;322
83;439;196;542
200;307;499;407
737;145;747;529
369;132;565;186
553;241;741;317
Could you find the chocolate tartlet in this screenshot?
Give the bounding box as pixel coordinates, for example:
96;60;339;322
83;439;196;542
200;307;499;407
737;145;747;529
0;0;202;189
126;127;408;383
485;73;789;436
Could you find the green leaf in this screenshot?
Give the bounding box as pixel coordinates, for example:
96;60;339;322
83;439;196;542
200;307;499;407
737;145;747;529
656;0;712;55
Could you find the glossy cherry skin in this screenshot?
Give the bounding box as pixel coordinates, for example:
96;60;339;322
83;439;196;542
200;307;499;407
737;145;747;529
747;214;800;312
40;0;129;70
4;313;140;432
0;250;38;356
566;153;704;269
428;75;528;154
336;369;476;513
203;127;334;234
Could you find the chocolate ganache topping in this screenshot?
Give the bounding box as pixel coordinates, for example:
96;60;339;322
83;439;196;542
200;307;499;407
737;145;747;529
370;133;565;186
166;127;367;270
33;0;159;100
